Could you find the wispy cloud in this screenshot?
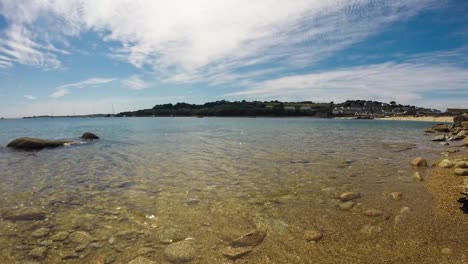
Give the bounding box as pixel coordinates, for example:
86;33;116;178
122;75;149;90
227;55;468;110
0;0;441;80
24;94;36;100
0;24;65;69
50;78;115;98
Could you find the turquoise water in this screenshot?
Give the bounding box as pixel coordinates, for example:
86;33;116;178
0;117;465;263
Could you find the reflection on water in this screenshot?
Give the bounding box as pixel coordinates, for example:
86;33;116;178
0;117;466;263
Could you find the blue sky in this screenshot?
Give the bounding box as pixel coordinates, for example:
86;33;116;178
0;0;467;117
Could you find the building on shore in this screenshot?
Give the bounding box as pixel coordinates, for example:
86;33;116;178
447;108;468;115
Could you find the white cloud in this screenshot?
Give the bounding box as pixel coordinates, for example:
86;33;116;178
122;75;149;90
0;0;440;81
227;61;468;110
24;94;36;100
0;24;64;69
50;77;115;98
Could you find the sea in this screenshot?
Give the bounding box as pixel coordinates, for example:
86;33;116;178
0;117;466;263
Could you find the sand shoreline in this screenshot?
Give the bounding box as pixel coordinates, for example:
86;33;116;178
375;116;454;122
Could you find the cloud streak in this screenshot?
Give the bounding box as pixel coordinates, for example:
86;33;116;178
0;0;441;81
50;78;115;98
227;59;468;109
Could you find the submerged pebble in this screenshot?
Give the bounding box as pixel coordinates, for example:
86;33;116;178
222;246;253;260
304;230;323;242
339;192;361;202
164;240;197;263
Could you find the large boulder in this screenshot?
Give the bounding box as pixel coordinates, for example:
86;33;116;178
454;113;468;123
431;124;450;133
6;137;72;150
81;132;99;140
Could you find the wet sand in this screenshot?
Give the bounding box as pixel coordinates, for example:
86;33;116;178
376;116;454;122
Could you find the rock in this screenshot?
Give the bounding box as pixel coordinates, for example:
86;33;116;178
431;124;450;132
363;209;383;217
339;192;361;202
81;132;100;140
424;129;436;133
410;157;427;167
304;230;323;242
464;137;468;146
413;172;424;182
221;246;253;260
438;159;454;168
441;248;452;255
454;114;468;123
50;231;69;241
28;247;48;259
455;162;468;169
339;201;355;211
390;192;402;200
32;228;50;238
360;225;382;235
185;198;200;206
431;135;446;141
68;231;94;246
394;207;411;225
128;256;156;264
6;137;72;150
454;169;468;176
164;240;197;263
230;230;266;247
1;207;46;221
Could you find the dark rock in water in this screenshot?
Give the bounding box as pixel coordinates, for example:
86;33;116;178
6;137;72;150
81;132;99;140
431;124;450;133
230;230;266;247
1;207;46;221
454;114;468;123
222;246;253;260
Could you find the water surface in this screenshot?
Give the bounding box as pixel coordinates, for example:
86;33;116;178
0;117;465;263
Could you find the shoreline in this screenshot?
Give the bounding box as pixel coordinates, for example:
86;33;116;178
375;116;454;122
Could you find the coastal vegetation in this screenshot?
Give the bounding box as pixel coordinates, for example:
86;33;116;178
114;100;442;118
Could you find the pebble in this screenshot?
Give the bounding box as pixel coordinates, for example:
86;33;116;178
339;201;355;211
1;207;46;221
185;198;200;206
438;159;454;168
389;192;402;200
454;168;468;176
164;240;197;263
395;207;411;225
128;256;156;264
410;157;427;167
221;246;253;260
455;162;468;169
441;248;452;255
363;209;383;217
230;230;266;247
304;230;323;242
28;246;48;259
50;231;69;241
32;228;50;238
413;172;424;182
360;224;382;235
339;192;361;202
69;231;94;246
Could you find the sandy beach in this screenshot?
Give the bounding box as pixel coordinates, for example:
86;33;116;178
376;116;454;122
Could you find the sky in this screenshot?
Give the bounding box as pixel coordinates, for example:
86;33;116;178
0;0;467;117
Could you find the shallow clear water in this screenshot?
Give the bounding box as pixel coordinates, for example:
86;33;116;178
0;117;466;263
